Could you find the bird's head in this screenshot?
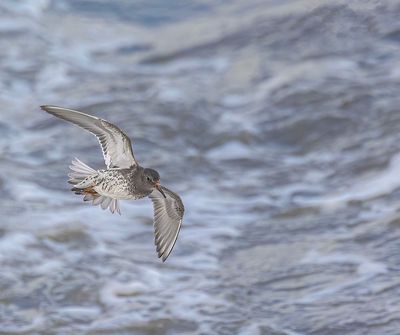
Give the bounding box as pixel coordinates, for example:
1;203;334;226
143;168;166;198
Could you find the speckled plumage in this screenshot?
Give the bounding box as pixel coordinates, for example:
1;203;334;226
41;105;184;262
89;167;154;200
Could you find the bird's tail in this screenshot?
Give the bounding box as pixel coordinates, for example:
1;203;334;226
68;158;121;214
68;157;97;185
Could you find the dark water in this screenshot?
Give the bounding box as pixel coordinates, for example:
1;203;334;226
1;0;400;334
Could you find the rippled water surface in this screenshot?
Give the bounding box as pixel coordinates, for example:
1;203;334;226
1;0;400;334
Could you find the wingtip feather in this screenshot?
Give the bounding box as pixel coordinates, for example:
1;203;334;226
40;105;54;112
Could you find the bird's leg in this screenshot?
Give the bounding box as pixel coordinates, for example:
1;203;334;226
70;186;98;196
83;187;98;195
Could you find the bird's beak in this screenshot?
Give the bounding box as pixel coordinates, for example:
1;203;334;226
155;181;166;198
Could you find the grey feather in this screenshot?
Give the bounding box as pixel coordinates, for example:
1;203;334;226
101;197;112;210
149;186;184;262
41;105;137;169
93;196;105;206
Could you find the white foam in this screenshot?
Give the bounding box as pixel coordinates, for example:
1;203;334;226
317;153;400;209
8;179;69;205
206;141;252;160
0;232;36;256
99;267;162;306
0;0;49;17
157;85;185;102
239;322;303;335
36;63;73;92
99;281;147;305
137;57;229;75
254;58;358;100
0;312;45;333
302;251;387;276
299;250;387;303
0;19;30;33
221;93;253;108
55;306;101;320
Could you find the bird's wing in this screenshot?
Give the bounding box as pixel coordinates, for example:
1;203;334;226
41;105;137;169
149;186;184;262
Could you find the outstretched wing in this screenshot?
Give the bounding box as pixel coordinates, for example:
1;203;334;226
149;186;184;262
41;105;137;169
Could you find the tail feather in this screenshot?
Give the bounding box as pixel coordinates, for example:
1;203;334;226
68;158;97;184
70;157;96;173
93;195;105;206
91;195;121;214
110;198;121;214
83;194;95;201
101;197;112;210
68;158;121;214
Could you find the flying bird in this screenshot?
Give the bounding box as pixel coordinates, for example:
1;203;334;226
41;105;184;262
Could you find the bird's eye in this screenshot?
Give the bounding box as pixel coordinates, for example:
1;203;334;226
146;176;151;182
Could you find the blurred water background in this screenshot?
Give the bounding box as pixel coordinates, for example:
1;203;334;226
1;0;400;334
